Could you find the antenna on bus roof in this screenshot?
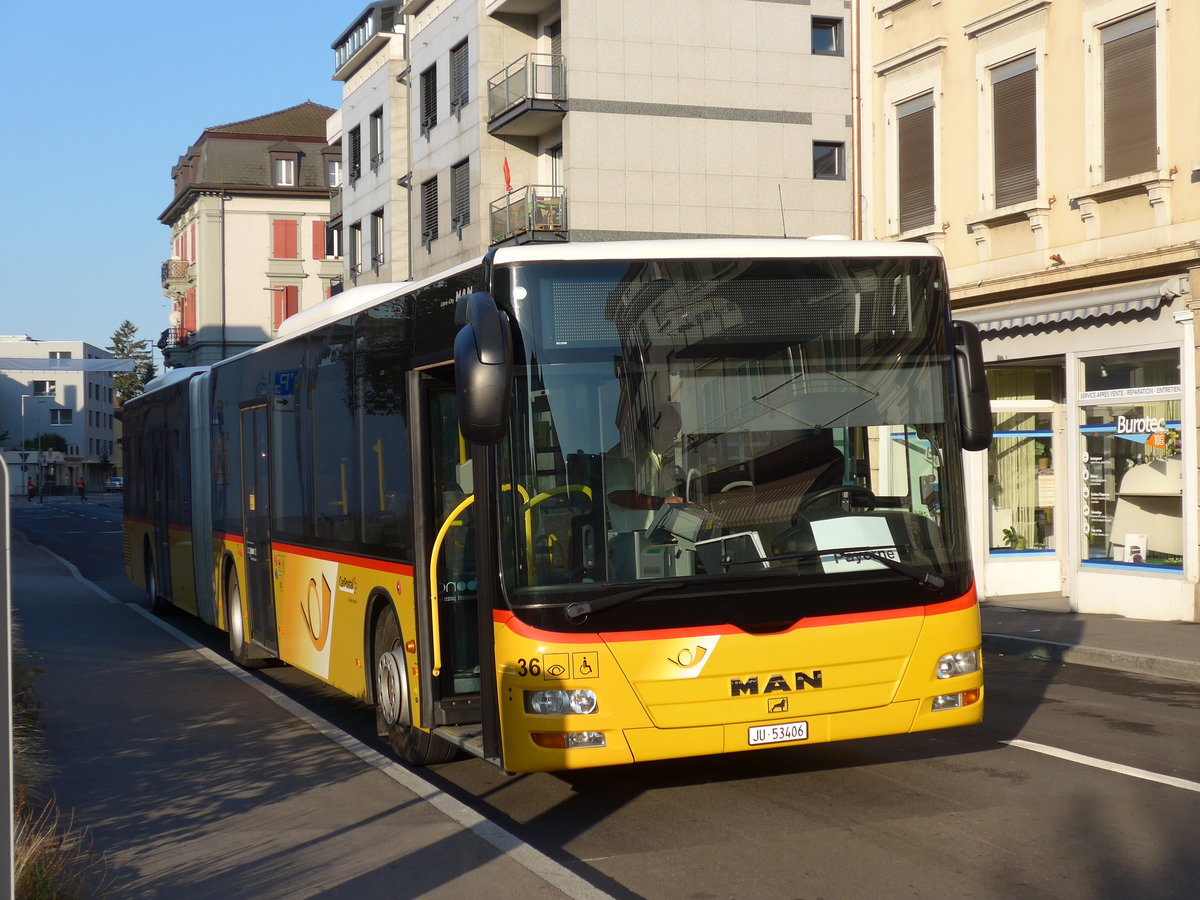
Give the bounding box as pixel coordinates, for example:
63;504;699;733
778;184;788;239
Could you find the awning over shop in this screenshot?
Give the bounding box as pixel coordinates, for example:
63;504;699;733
956;277;1186;333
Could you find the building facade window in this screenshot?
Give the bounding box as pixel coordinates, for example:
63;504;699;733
327;222;343;259
349;221;363;275
421;176;438;244
991;54;1038;208
813;141;845;180
450;40;469;114
272;285;300;331
32;380;56;396
812;17;843;56
328;158;343;188
897;92;935;233
50;409;72;426
421;64;438;135
371;208;385;269
48;351;71;360
1101;10;1157;180
349;126;362;182
370;107;384;170
1079;349;1181;569
273;158;296;186
450;159;470;231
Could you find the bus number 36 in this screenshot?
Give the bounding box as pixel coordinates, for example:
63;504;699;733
516;658;541;677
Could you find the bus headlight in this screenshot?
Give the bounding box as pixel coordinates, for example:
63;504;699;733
936;649;980;679
524;689;599;716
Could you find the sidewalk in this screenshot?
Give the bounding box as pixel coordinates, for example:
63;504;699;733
980;598;1200;684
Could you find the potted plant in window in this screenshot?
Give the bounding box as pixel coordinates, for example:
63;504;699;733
1002;526;1027;551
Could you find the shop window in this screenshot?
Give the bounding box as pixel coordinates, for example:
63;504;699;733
988;412;1055;553
1079;349;1182;569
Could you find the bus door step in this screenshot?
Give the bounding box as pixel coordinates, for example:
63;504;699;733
434;725;485;759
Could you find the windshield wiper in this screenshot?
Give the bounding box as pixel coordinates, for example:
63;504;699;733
564;584;679;623
750;544;945;591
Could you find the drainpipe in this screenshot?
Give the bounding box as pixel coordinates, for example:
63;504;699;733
850;4;863;240
220;193;230;359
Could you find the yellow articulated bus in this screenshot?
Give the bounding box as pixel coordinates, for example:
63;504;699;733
124;238;992;773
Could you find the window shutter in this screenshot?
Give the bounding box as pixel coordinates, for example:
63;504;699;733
1103;16;1156;180
421;177;438;242
897;94;935;233
273;220;298;259
451;42;469;110
993;58;1037;208
312;221;326;260
183;289;196;333
451;161;470;227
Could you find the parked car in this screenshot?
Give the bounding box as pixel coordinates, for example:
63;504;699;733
105;476;124;492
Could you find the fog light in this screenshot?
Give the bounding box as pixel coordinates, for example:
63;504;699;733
932;688;981;711
524;689;599;715
531;731;607;749
936;649;980;679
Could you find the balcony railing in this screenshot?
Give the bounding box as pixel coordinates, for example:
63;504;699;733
490;185;567;243
161;258;192;286
156;327;192;351
487;54;566;130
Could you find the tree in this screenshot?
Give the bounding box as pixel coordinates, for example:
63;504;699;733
107;320;156;405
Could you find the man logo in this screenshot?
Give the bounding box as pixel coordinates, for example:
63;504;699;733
668;646;708;668
768;696;789;714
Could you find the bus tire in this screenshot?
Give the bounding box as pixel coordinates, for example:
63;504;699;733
226;568;267;669
373;606;457;766
144;547;170;616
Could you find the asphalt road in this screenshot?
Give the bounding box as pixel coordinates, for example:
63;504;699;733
11;499;1200;899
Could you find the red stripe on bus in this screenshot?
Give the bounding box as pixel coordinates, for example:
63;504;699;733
271;542;415;577
216;532;244;545
494;585;978;644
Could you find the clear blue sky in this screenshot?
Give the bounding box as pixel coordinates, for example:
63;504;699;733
0;3;348;362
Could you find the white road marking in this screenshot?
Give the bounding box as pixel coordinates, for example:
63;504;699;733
33;541;614;900
1005;738;1200;793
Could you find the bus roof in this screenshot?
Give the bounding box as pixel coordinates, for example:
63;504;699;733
135;365;209;401
490;237;944;266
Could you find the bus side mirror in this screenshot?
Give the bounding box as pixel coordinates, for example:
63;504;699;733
454;292;513;445
953;320;991;451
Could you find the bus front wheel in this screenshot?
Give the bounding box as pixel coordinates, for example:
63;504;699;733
373;607;457;765
226;568;267;669
144;547;169;616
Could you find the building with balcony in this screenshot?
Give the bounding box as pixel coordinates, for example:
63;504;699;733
859;0;1200;622
0;336;119;495
158;101;342;367
344;0;857;280
330;4;412;289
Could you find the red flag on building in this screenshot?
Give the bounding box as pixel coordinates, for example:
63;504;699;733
503;157;512;192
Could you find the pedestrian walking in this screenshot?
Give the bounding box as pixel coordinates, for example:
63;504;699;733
26;479;36;502
77;477;87;501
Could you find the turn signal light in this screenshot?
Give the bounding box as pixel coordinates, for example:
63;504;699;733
530;731;607;749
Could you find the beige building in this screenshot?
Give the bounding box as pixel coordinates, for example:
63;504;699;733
861;0;1200;621
328;0;856;283
0;337;119;495
159;102;343;366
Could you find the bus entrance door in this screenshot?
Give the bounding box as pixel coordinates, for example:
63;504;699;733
239;403;278;655
413;370;498;762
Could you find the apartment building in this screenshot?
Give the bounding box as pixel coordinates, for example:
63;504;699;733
861;0;1200;621
330;6;413;288
328;0;855;283
158;102;343;367
0;336;119;494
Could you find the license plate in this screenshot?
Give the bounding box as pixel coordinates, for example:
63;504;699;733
748;720;808;746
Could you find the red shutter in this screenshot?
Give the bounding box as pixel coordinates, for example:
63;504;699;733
189;224;197;261
274;285;300;330
312;221;326;260
183;289;197;333
273;220;299;259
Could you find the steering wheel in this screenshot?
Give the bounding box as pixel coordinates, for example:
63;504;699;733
797;484;877;510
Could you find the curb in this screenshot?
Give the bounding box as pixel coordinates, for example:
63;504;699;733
983;633;1200;685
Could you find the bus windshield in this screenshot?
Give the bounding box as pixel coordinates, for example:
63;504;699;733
498;256;967;616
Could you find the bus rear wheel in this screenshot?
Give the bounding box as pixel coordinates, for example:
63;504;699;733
374;606;457;765
226;568;267;669
144;548;169;616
